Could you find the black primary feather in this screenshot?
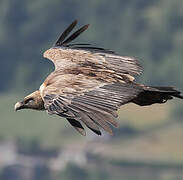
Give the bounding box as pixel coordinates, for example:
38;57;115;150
55;21;114;54
61;24;89;46
55;20;78;46
67;118;86;136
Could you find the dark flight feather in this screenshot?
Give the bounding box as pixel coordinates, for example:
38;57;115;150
61;24;89;46
55;20;78;46
67;118;86;136
71;100;118;127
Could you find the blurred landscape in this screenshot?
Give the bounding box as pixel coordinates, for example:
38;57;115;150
1;0;183;179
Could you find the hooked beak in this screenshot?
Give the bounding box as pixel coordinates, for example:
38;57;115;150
14;102;24;111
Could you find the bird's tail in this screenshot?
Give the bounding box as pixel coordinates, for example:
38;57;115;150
132;86;183;106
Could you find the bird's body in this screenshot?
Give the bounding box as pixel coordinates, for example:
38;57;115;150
15;20;183;136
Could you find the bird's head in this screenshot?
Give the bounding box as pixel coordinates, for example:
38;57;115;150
14;90;45;111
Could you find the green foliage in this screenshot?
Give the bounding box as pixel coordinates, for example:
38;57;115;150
0;0;183;92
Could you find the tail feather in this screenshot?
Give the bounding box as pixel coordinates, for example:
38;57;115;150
132;86;183;106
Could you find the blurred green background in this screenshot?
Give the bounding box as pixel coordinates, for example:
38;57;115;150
1;0;183;179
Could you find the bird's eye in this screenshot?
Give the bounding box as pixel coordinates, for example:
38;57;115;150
28;99;34;103
25;98;34;104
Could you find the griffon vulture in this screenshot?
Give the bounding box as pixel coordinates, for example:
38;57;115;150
15;20;183;136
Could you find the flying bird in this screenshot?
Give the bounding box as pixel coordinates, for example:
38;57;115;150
15;20;183;136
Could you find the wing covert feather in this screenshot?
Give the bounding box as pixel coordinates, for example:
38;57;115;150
43;48;142;80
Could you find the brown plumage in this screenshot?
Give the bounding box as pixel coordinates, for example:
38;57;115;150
15;20;183;136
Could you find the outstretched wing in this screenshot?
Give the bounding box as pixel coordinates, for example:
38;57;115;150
41;20;143;135
44;20;142;78
41;75;142;135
